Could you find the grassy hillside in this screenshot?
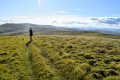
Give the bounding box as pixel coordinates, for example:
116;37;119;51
0;23;26;33
1;23;120;41
0;23;82;36
34;30;120;40
0;35;120;80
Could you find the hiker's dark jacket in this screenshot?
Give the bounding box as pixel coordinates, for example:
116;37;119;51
29;30;33;36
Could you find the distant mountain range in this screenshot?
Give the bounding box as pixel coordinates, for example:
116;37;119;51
0;23;120;36
67;27;120;35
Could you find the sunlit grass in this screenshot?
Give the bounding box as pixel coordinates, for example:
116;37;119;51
0;35;120;80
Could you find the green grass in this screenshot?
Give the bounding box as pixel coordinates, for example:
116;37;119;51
33;36;120;80
0;35;120;80
27;43;55;80
0;36;30;80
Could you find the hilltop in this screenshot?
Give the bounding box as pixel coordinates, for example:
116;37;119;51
0;23;81;36
0;23;120;40
0;23;120;80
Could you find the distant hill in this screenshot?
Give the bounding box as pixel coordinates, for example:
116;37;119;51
24;23;81;31
0;23;120;39
0;23;25;33
0;23;83;36
76;27;120;35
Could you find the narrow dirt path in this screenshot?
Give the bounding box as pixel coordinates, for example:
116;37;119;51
32;43;64;80
24;44;35;80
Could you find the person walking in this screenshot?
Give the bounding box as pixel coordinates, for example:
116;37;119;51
29;28;33;42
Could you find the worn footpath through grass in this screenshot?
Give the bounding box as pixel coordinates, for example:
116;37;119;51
27;42;64;80
1;35;120;80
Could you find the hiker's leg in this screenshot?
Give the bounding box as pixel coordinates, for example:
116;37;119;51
30;36;32;42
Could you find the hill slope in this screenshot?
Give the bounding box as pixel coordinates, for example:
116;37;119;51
0;23;82;36
1;23;120;40
0;36;120;80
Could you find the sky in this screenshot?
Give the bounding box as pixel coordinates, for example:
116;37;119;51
0;0;120;29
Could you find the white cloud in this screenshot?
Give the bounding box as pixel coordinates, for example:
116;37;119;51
56;11;65;13
76;9;83;11
0;15;120;29
90;17;120;24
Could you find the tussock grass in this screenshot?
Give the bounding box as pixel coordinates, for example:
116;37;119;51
0;37;29;80
33;36;120;80
0;35;120;80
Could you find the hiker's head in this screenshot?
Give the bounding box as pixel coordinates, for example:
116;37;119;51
30;28;32;30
